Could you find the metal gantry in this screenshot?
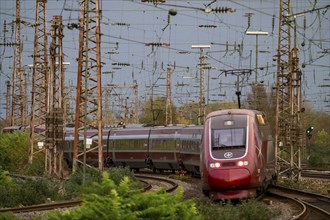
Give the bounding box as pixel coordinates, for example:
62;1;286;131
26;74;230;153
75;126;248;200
275;0;304;181
165;67;172;125
192;45;210;125
11;0;26;126
73;0;103;172
29;0;49;165
5;81;11;126
133;80;139;124
45;15;65;177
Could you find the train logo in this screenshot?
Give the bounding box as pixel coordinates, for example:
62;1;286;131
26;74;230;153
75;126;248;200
224;152;233;159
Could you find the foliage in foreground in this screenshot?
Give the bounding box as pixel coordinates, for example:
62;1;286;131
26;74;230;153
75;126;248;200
197;199;279;220
42;172;202;220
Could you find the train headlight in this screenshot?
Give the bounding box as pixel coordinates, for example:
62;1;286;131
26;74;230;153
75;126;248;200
237;161;249;166
209;162;221;168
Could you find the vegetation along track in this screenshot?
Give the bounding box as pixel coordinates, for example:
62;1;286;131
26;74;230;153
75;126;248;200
268;185;330;219
0;174;178;215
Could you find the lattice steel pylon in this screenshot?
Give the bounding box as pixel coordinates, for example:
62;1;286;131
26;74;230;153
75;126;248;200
6;81;11;126
275;0;303;181
73;0;103;172
29;0;49;165
45;15;65;177
11;0;26;126
133;80;139;124
165;67;172;125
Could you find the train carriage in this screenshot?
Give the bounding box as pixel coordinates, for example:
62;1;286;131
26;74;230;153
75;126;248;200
178;126;203;174
106;126;149;169
148;126;181;171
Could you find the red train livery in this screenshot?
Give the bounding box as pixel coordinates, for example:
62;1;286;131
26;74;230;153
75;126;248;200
200;109;276;200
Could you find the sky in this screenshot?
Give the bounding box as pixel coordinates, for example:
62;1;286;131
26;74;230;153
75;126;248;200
0;0;329;121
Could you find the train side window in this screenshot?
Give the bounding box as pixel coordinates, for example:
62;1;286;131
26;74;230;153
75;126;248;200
151;139;176;150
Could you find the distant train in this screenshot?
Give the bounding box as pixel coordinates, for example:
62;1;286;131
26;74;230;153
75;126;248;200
200;109;276;200
63;124;203;174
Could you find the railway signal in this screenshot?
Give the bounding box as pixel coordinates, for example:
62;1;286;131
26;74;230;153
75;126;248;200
306;126;314;139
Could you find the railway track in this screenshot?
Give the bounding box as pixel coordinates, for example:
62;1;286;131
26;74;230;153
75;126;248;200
0;174;178;217
268;185;330;219
135;174;178;192
301;170;330;180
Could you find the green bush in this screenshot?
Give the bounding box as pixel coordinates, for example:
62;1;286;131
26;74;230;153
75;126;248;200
0;211;23;220
42;172;202;220
0;177;62;208
197;199;278;220
106;166;136;185
63;166;102;198
0;131;44;174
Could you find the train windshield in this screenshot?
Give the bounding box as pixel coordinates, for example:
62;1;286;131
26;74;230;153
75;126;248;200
212;128;246;149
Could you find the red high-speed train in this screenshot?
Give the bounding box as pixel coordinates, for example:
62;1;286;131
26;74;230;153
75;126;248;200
200;109;276;200
2;109;276;200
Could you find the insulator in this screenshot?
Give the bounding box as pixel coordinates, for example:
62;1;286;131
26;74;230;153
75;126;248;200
3;20;8;33
112;62;130;66
272;15;275;33
234;41;236;51
198;25;217;28
303;16;306;31
145;42;163;46
141;0;165;4
248;15;251;28
112;22;130;26
213;7;235;13
11;22;14;33
225;41;228;53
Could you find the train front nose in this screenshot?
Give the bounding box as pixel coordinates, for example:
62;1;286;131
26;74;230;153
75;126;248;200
208;168;251;189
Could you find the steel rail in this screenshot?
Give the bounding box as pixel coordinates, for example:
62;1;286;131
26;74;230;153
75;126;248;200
268;185;330;219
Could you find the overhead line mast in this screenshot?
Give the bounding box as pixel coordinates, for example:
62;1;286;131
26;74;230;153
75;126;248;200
275;0;304;181
45;15;65;177
11;0;26;126
73;0;103;172
275;0;292;180
29;0;49;165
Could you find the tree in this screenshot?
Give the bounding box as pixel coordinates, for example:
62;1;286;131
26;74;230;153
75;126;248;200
139;96;177;125
177;101;239;125
245;84;276;134
0;131;44;174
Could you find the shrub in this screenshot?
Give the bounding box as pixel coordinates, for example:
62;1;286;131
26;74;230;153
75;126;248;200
0;131;44;174
0;211;23;220
63;166;102;198
197;199;278;220
42;172;202;220
106;166;136;185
